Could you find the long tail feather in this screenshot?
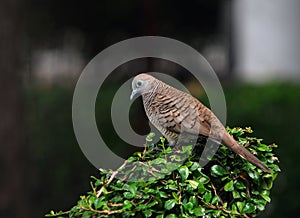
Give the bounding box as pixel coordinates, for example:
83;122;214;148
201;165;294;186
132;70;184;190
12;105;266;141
222;132;271;173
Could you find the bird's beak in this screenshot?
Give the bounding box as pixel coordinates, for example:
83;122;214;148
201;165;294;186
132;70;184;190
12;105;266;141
130;90;137;100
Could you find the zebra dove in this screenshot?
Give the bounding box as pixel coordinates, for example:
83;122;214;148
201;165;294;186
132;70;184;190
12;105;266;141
130;73;271;173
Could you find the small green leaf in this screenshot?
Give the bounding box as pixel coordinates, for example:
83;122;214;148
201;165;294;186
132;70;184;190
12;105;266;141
242;202;256;214
224;180;234;191
231;204;239;215
232;190;241;199
199;175;210;184
240;192;247;198
136;152;142;158
136;203;146;210
169;154;182;162
234;180;246;190
178;166;189;180
210;165;227;177
93;198;104;209
193;207;204;216
142;193;150;199
236;201;245;213
143;210;152;217
128;156;137;162
82;211;93;218
150;158;167;165
197;182;206;194
211;195;220;204
203;191;212;203
246;127;253;133
166;162;180;171
164;199;176;210
146;132;155;142
190;162;200;171
182;145;193;153
189;196;198;206
187;180;199;189
185;161;193;167
183;202;193;210
146;200;159;208
166;214;177;218
122;200;132;210
159;191;169;198
166;183;178;190
252;198;267;211
248;171;260;182
172;192;180;201
165;147;172;153
123;191;135;199
260;190;271;202
257;144;270;151
257;204;266;211
129;184;137;194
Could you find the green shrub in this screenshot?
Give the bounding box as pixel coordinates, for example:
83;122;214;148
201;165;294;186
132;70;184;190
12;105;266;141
46;127;280;217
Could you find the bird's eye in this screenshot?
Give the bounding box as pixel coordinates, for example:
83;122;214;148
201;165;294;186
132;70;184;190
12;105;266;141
136;80;143;87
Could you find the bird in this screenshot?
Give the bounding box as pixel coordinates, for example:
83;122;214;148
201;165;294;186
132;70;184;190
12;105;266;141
130;73;271;173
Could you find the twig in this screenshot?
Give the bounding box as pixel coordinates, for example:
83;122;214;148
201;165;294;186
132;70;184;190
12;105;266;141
210;180;224;205
107;203;123;207
145;196;153;205
96;161;128;198
90;181;97;195
79;205;123;215
138;161;160;172
147;169;157;177
142;143;147;158
197;195;231;214
243;214;250;218
138;161;150;167
197;194;251;218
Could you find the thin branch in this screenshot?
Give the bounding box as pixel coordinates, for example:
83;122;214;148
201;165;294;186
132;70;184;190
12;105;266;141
90;181;97;196
196;195;231;215
79;205;123;215
96;161;128;198
142;143;147;158
210;180;224;205
147;169;158;177
138;161;150;167
107;203;123;207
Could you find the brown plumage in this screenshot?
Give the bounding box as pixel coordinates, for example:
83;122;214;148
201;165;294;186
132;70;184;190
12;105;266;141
130;73;271;173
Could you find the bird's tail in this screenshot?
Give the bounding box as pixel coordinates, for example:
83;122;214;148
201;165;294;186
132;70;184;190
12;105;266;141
221;132;271;173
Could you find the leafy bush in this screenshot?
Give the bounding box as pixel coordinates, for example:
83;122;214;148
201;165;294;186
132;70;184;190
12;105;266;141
46;127;280;217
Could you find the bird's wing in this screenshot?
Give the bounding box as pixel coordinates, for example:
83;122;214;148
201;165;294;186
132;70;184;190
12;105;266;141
154;93;211;137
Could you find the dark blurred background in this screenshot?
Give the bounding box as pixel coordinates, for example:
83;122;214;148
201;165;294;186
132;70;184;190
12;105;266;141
1;0;300;217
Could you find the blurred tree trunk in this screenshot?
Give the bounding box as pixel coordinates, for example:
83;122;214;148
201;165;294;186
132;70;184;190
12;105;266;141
0;0;29;217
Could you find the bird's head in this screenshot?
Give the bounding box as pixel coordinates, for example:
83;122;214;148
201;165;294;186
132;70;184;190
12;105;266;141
130;73;156;100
